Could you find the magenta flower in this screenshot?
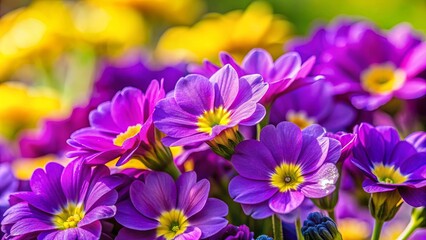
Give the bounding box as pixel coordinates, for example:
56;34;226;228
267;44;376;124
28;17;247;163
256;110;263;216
351;123;426;207
115;171;228;239
190;49;321;105
153;64;268;147
1;160;122;239
290;20;426;110
67;81;166;166
229;122;341;219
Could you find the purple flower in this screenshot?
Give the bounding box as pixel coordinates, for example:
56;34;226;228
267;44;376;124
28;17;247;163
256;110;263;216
289;20;426;110
0;138;15;164
325;131;356;163
208;224;254;240
351;123;426;207
189;49;320;105
287;18;355;63
406;131;426;152
67;81;167;166
93;51;187;106
270;81;356;132
229;122;341;218
154;64;268;147
19;106;91;158
115;171;228;239
1;160;122;239
0;164;19;218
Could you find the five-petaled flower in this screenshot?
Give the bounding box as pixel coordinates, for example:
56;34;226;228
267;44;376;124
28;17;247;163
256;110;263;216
115;171;228;239
228;122;341;219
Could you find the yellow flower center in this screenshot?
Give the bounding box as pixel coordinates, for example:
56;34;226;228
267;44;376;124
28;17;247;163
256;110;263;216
157;209;189;240
270;163;304;192
52;203;85;230
286;110;315;129
372;164;407;184
361;64;406;94
113;124;142;147
197;106;231;135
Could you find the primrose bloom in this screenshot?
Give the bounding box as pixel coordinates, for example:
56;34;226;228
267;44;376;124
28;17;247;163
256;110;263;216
290;20;426;110
229;122;341;218
1;160;122;239
351;123;426;208
154;64;268;158
115;171;228;239
270;81;355;132
191;48;321;105
68;81;171;168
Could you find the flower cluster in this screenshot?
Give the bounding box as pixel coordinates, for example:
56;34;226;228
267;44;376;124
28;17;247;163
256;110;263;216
1;3;426;240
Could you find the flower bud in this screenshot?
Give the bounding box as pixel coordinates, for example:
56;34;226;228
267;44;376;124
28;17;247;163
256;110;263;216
256;235;273;240
206;126;243;159
369;190;403;222
301;212;343;240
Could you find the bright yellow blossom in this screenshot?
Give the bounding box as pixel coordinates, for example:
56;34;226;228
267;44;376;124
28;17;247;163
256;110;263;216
0;83;62;139
0;1;72;79
87;0;205;24
0;0;147;80
155;1;292;64
70;2;146;56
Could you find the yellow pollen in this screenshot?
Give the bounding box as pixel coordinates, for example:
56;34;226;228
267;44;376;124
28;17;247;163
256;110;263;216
286;111;315;129
372;164;407;184
157;209;189;240
52;203;85;230
197;106;231;135
270;163;304;192
361;63;406;94
113;124;142;147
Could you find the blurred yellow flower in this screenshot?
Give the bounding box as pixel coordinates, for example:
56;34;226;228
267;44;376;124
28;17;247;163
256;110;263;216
0;0;147;80
0;83;62;139
0;1;72;79
155;1;292;64
86;0;205;24
70;2;146;56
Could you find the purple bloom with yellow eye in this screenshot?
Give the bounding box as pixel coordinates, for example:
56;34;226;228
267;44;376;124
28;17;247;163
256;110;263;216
1;160;122;240
351;123;426;207
269;81;356;132
67;81;167;166
189;49;320;106
228;122;341;219
115;171;228;240
289;20;426;110
153;64;268;147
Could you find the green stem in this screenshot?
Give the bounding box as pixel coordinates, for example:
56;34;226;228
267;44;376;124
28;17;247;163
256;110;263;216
163;162;181;179
256;105;271;140
296;217;304;240
371;220;384;240
328;209;336;222
396;218;419;240
256;123;261;140
272;214;283;240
